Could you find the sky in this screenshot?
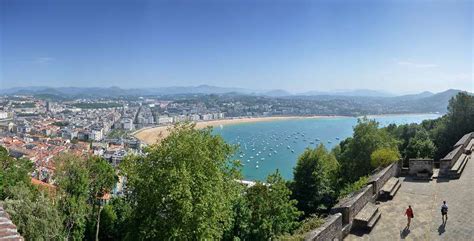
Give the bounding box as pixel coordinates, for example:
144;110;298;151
0;0;472;94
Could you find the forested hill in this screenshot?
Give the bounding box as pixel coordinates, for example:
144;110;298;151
288;89;469;115
386;89;467;113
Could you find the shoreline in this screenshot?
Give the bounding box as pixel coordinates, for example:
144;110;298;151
134;115;347;144
133;113;441;144
362;112;442;118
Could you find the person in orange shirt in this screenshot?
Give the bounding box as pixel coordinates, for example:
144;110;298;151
405;205;414;229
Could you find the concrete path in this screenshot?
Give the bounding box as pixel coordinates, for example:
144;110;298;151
346;154;474;241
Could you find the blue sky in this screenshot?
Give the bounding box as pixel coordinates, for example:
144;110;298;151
1;0;472;93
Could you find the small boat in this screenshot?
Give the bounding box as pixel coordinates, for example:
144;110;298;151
250;156;254;159
261;157;265;160
310;141;314;144
327;141;332;143
256;165;259;169
287;146;290;149
239;155;243;158
246;159;250;162
291;149;295;153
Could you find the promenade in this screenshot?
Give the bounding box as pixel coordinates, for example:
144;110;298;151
346;154;474;240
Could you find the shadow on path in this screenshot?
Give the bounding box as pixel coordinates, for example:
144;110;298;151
438;222;446;235
403;177;431;183
400;227;410;239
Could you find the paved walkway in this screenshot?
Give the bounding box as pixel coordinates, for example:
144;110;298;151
346;154;474;241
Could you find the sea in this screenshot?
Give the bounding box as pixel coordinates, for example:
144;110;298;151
212;114;441;181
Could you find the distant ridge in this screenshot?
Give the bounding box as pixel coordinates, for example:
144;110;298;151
1;85;469;100
299;89;395;97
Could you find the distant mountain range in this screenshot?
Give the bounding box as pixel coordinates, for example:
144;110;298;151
0;85;420;97
299;89;396;97
1;85;470;114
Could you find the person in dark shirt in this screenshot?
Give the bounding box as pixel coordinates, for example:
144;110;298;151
441;201;449;223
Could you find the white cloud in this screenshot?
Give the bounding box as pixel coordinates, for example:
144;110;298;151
397;61;438;68
34;57;54;64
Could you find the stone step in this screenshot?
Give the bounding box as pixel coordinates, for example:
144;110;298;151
0;230;21;239
381;177;400;194
389;182;402;198
367;211;382;229
0;235;23;241
0;222;17;231
450;154;468;178
450;154;467;173
432;169;440;179
354;202;379;226
456;156;468;176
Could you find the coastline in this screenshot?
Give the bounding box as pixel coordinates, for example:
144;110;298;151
361;112;442;118
134;115;346;144
133;113;441;144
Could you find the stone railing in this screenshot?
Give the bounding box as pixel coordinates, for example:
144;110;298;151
306;162;400;240
368;162;400;196
331;184;374;236
441;145;466;175
304;213;342;241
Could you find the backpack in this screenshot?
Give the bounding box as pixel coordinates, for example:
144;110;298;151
441;205;448;212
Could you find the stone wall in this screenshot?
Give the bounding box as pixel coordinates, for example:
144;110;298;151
454;132;473;149
368;162;399;196
331;184;374;225
409;159;433;175
304;213;342;241
306;162;401;239
440;145;464;174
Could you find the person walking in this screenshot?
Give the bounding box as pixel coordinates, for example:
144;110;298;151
441;201;449;223
405;205;414;229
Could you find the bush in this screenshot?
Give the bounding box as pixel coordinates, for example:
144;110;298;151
370;147;400;168
276;215;325;241
338;176;369;200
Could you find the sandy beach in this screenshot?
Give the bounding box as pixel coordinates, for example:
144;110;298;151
134;115;344;144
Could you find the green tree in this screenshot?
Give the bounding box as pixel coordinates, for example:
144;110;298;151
0;146;33;199
3;183;65;240
291;144;339;216
385;123;422;161
370;147;400;168
433;92;474;159
54;153;90;240
98;197;133;241
84;157;117;241
337;118;398;183
244;171;301;240
406;130;436;159
121;123;241;240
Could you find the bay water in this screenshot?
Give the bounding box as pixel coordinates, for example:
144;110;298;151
212;114;441;181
